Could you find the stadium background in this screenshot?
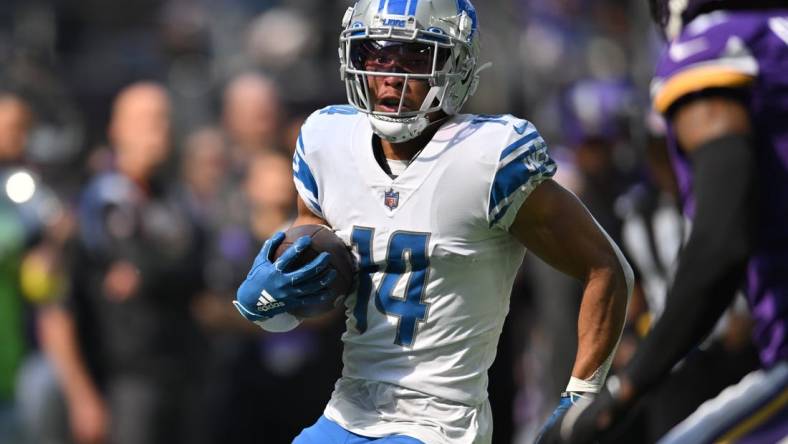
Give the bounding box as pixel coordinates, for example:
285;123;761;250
0;1;755;443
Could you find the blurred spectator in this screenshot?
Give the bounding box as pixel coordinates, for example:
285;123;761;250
181;128;249;322
0;92;34;444
245;8;316;72
0;94;32;163
0;92;71;444
181;125;251;334
179;125;250;444
193;150;343;444
244;151;295;239
222;72;284;173
40;82;206;444
561;78;640;240
181;127;228;210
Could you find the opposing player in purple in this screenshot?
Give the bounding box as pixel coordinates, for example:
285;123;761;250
537;1;788;443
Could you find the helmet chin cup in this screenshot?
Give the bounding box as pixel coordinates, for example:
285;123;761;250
368;114;429;143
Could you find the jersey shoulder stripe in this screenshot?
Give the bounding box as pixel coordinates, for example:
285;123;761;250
293;130;323;218
486;118;556;229
291;105;364;219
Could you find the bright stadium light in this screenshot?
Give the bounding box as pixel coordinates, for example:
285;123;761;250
5;171;36;204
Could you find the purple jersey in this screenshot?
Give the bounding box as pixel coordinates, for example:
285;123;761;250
652;10;788;367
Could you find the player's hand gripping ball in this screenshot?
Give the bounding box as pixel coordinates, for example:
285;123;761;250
233;225;356;324
273;224;357;317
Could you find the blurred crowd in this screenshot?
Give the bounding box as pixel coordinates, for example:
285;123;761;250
0;1;760;444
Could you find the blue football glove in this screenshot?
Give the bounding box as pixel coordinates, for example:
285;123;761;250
233;231;337;323
534;391;592;444
537;379;636;444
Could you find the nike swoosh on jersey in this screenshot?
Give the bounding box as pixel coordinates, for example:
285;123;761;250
769;17;788;46
669;38;708;62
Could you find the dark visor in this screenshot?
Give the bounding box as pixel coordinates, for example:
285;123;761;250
349;40;450;75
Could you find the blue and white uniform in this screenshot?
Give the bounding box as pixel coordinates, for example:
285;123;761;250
292;106;556;443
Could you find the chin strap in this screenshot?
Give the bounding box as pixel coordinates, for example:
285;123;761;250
370;112;455;143
369;115;430;143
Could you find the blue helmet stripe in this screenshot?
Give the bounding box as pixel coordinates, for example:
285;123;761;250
391;0;407;15
456;0;478;37
408;0;419;15
380;0;413;15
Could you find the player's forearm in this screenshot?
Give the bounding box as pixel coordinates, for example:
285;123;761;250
624;134;755;394
510;180;633;390
571;258;631;388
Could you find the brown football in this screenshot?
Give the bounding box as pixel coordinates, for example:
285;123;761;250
273;224;356;318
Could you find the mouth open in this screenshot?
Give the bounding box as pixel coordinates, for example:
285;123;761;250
377;96;411;113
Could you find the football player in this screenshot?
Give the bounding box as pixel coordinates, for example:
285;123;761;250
538;1;788;443
233;1;633;442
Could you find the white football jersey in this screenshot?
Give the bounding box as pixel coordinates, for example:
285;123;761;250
293;106;556;440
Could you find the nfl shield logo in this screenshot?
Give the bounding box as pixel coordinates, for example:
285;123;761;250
384;188;400;210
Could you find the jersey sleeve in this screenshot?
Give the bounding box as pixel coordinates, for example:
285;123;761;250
487;119;557;230
651;15;759;114
292;116;324;219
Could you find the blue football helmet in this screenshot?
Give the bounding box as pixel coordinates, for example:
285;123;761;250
339;0;482;142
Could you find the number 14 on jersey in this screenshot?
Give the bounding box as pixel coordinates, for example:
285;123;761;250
350;226;431;347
